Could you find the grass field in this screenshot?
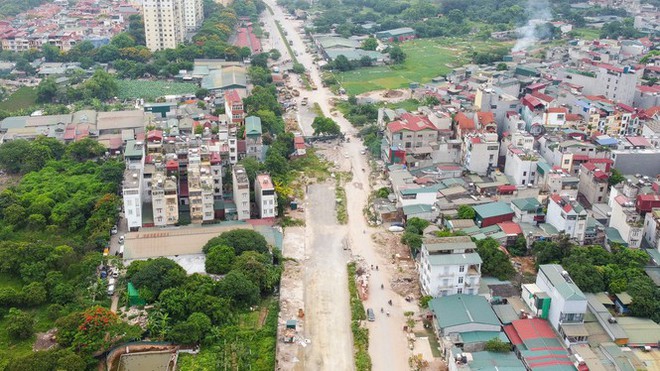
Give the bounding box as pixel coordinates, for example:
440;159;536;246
0;87;37;112
571;27;602;40
337;37;513;95
116;80;198;100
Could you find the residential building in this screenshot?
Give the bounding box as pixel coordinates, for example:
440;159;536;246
535;264;588;345
143;0;186;51
187;161;215;224
609;194;644;248
546;194;588;243
232;165;250;220
225;90;245;126
504;146;539;186
255;174;277;218
473;202;514;228
503;318;575;370
183;0;204;33
123;140;145;230
610;148;660;178
462;132;499;176
244;116;263;160
643;208;660;250
562;64;640;105
447;349;525;371
419;236;482;297
474;86;520;131
428;294;503;353
382;113;439;168
510;198;543;224
577;162;610;205
151;171;179;227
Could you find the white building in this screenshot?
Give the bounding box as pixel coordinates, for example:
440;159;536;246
232;165;250;220
504;146;539;186
183;0;204;33
151;172;179;227
510;197;542;224
546;194;587;243
188;162;215;224
143;0;186;51
419;236;482;297
122;140;145;231
535;264;588;344
255;174;277;218
462;132;499;176
609;194;643;248
643;208;660;250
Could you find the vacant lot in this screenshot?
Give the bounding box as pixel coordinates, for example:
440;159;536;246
116;80;197;100
0;87;37;112
337;37;512;95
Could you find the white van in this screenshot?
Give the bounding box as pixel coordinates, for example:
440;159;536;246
107;283;115;296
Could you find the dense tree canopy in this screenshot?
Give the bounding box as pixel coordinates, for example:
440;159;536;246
202;229;270;255
476;238;516;280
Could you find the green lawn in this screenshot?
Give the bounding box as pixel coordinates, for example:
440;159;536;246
116;80;198;100
0;86;37;112
0;304;55;369
571;27;601;40
337;37;512;95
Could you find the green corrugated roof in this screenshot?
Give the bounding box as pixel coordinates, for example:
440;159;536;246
429;294;501;330
473;202;514;219
427;252;482;266
460;331;509;344
539;264;586;301
511;197;541;212
402;204;433;215
400;184;444;195
605;227;627;245
468;351;525;370
244;116;262;135
537;161;551;175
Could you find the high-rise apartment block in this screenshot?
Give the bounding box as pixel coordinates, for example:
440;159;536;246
143;0;186;51
183;0;204;32
232;165;251;220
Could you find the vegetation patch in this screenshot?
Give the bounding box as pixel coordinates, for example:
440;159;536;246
0;87;37;112
335;177;348;225
116;80;197;100
347;262;371;371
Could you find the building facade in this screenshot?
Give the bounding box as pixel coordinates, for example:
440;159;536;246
546;194;588;243
255;174;277;218
151;172;179;227
232;165;250;220
143;0;186;51
419;236;482;297
183;0;204;32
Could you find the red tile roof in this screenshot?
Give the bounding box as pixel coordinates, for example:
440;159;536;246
509;318;561;345
454;112;475;130
387;114;436;132
225;90;241;105
546;107;567;114
476;111;495;125
627;136;652;147
565;113;583;121
531;91;554;103
522;94;544;110
498;222;522;235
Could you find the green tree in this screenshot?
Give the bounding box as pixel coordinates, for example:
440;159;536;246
6;308;34;340
65;138;106;161
509;234;528;257
202;229;269;255
255;109;285;135
127;258;187;302
195;88;209;99
36;77;60;103
333;54;353;71
248;66;273;86
205;245;236;274
0;139;32;173
476;238;515;280
389;45;406;64
608;168;625;186
361;37;378;51
457;205;475;219
406;217;430;234
496;62;508;71
216;270;260;308
484;338;510;352
292;62;305;74
269;48;281;60
111;32;136;48
311;116;341;136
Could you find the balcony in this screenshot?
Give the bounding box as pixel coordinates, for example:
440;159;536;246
466;265;480;276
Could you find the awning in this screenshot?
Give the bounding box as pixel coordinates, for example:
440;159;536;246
561;323;589;337
498;185;517;193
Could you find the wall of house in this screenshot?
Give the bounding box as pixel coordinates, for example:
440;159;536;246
398;191;437;208
441;322;501;337
504;153;537;186
643;212;660;250
420;250;480;297
464;142;499;176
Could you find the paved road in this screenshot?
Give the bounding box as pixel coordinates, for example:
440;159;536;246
263;1;413;369
302;184;353;370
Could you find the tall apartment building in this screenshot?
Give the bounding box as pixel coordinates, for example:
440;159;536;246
143;0;185;51
255;174;277;218
461;132;499;176
187;162;215;224
151;171;179;227
232;165;251;220
546;194;588;243
183;0;204;32
123;140;145;231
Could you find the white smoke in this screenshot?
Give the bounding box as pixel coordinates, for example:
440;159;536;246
512;0;552;52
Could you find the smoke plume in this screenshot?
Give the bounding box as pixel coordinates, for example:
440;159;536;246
512;0;552;52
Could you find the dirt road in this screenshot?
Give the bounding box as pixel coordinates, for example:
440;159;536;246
263;1;415;369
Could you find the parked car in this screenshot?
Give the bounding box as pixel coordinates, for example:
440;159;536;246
111;269;119;278
118;235;125;244
107;284;115;296
119;245;125;256
367;308;375;322
388;226;405;232
111;225;118;235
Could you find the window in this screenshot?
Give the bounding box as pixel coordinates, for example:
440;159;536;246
458;277;463;284
457;288;463;294
459;265;465;273
523;171;527;176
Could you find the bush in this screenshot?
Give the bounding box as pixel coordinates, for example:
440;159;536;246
6;308;34;340
202;229;269;255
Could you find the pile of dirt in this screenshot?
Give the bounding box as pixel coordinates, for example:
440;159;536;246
383;90;404;98
33;329;58;351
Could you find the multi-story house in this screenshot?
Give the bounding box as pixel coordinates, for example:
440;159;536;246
151;171;179;227
562;63;640;105
643;208;660;250
535;162;579;198
183;0;204;33
244;116;263;160
535;264;588;345
474;86;520;131
504;146;539;186
255;174;277;218
609;194;644;248
577;162;610;205
187;162;215;224
461;132;499;176
123;140;145;231
546;194;588;243
511;197;543;224
225;90;245;126
419;236;482;297
232;165;251;220
382;113;439;168
143;0;186;51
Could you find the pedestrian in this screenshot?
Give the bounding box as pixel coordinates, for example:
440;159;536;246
371;264;373;270
376;265;379;271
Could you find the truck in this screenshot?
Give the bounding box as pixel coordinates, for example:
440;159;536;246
289;40;293;46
